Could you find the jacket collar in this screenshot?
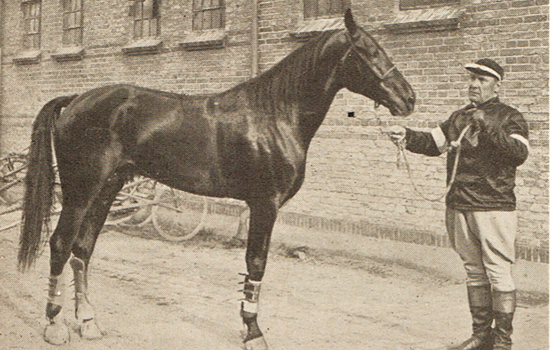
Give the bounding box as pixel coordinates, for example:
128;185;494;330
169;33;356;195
469;96;499;109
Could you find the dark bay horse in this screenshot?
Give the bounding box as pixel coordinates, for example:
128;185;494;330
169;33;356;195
18;10;414;349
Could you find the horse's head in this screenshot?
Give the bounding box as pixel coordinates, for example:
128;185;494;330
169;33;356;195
336;10;415;116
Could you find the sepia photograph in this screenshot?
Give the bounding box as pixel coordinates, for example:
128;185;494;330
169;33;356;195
0;0;548;349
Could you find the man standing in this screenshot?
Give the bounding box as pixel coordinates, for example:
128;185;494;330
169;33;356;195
386;59;529;350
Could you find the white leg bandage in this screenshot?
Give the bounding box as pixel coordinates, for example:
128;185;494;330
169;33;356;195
241;279;262;314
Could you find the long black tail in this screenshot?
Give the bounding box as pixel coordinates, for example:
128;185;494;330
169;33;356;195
18;95;78;271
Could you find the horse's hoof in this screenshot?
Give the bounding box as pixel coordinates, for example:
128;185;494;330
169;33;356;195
80;319;103;340
44;322;70;345
244;336;269;350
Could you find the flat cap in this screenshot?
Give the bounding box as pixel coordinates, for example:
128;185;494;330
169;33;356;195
465;58;504;81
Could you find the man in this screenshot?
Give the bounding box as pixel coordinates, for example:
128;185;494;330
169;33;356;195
386;59;529;350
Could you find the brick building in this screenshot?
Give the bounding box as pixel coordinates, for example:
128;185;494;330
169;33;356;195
0;0;548;264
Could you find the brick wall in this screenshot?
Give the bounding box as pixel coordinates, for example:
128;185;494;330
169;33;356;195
255;0;549;260
0;0;255;150
0;0;548;261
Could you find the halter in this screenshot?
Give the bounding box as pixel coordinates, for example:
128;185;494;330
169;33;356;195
341;32;396;81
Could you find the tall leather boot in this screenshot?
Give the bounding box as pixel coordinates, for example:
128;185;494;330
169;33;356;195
448;285;494;350
492;290;516;350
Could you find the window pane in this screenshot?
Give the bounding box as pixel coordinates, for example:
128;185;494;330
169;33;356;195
68;13;74;27
151;18;158;36
318;0;328;16
77;28;83;44
211;10;219;28
136;2;143;18
329;0;343;15
134;20;142;38
143;19;150;36
193;12;202;30
304;0;316;18
31;34;40;49
193;0;201;11
31;19;39;33
143;0;153;18
304;0;350;18
203;10;212;29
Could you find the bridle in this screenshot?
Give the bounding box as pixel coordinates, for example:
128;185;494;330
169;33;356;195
341;31;396;81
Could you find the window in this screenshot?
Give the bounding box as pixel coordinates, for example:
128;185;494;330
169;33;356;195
192;0;225;31
62;0;83;46
22;0;41;50
303;0;350;19
400;0;459;10
130;0;160;39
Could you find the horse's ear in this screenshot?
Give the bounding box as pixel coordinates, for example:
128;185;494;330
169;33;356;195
344;9;357;36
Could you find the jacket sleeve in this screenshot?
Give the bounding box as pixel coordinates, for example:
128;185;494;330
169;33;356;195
404;127;443;156
482;111;529;166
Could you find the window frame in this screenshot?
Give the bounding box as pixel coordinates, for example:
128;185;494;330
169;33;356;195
130;0;160;39
303;0;351;20
192;0;226;31
21;0;41;50
62;0;84;47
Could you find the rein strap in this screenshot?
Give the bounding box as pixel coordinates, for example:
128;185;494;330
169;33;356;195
397;124;471;202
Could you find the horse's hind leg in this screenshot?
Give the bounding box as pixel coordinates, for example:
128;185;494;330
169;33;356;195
69;173;125;340
44;191;101;344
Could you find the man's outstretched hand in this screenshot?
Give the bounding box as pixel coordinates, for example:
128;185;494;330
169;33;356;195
382;125;406;145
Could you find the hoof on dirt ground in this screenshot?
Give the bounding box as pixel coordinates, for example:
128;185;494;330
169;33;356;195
244;336;268;350
44;322;70;345
80;319;103;340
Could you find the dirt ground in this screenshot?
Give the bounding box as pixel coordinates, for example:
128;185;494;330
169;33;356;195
0;210;547;350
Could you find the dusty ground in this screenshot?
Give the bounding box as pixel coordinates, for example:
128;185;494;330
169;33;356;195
0;210;547;350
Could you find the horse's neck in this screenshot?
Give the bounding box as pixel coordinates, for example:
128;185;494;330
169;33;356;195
245;47;344;144
294;63;343;144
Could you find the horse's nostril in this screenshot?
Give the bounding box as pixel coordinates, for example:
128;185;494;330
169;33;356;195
408;96;415;105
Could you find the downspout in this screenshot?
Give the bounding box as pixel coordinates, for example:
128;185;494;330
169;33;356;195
250;0;259;77
0;0;4;154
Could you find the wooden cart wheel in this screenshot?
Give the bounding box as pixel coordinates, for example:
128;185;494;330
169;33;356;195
0;156;27;205
105;178;155;227
151;187;207;241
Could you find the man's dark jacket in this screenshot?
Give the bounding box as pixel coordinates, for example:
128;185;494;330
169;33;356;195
404;97;529;211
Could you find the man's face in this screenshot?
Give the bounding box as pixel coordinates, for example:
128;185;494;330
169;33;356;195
468;72;500;105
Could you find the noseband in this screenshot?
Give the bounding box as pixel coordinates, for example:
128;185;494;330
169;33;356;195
341;32;396;81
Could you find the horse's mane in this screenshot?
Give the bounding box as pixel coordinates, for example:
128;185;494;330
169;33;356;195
229;30;343;116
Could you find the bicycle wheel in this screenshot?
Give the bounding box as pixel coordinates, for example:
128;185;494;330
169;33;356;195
151;187;207;241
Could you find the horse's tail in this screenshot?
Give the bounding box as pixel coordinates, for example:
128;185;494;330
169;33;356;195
18;94;78;271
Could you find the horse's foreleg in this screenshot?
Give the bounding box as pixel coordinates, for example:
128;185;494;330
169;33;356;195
241;200;277;350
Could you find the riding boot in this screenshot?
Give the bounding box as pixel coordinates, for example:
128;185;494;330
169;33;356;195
492;290;516;350
448;285;494;350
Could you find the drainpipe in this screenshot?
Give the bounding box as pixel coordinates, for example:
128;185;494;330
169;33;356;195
0;0;4;154
250;0;259;77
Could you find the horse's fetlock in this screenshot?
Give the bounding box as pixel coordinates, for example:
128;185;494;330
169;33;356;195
46;302;62;320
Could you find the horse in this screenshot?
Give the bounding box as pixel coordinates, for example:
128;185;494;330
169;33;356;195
18;9;414;349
